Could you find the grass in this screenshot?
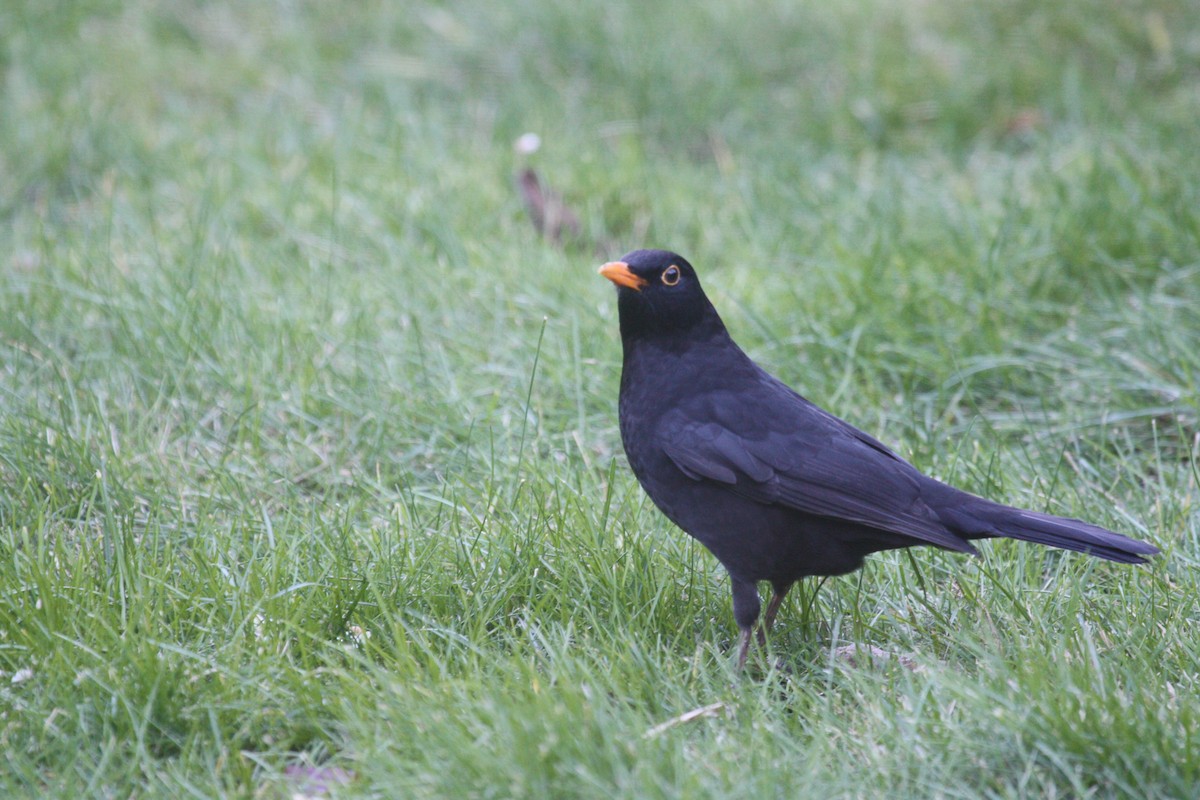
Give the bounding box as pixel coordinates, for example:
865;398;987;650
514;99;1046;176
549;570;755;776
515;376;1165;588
2;0;1199;796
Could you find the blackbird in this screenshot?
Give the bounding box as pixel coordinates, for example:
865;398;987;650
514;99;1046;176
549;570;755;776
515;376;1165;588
600;249;1159;668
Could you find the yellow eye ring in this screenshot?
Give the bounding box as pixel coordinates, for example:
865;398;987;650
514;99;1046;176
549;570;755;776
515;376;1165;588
662;265;681;286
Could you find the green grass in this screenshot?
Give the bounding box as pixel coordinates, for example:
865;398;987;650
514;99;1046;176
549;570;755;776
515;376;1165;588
2;0;1199;796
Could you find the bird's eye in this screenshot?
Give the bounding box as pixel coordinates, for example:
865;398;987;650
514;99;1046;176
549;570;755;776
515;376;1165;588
662;265;681;286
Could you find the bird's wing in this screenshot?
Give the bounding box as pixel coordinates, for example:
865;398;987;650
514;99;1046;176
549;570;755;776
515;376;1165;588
658;387;976;553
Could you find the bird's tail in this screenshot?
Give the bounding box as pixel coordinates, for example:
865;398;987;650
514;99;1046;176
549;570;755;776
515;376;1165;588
938;495;1159;565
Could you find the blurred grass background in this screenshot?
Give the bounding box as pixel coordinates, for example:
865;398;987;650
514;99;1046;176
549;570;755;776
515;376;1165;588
2;0;1199;797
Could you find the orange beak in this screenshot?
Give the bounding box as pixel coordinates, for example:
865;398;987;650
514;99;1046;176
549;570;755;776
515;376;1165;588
599;261;647;291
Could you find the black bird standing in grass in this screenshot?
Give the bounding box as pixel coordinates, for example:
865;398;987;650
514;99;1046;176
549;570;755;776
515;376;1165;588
600;249;1159;669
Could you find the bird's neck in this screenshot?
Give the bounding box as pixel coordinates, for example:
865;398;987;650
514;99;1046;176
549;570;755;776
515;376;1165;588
616;293;729;349
620;315;730;356
617;304;742;387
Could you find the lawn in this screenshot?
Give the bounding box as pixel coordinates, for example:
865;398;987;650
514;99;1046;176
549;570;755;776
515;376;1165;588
2;0;1199;797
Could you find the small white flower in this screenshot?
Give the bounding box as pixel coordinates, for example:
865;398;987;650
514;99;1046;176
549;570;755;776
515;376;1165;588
514;132;542;154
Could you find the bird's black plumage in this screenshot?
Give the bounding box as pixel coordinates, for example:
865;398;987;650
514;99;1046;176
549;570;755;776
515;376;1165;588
601;249;1159;667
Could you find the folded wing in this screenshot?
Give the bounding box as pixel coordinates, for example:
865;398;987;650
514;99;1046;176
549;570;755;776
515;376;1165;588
658;386;977;554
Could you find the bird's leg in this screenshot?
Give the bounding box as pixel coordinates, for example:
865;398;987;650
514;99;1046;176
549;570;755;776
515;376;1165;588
754;582;793;648
729;576;761;671
736;627;754;671
762;581;793;633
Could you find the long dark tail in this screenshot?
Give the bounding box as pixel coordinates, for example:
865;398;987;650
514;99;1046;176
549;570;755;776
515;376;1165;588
938;494;1160;565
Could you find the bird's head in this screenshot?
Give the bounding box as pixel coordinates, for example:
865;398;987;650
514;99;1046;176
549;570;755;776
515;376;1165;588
599;249;723;342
